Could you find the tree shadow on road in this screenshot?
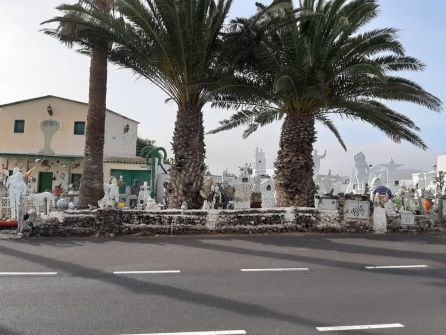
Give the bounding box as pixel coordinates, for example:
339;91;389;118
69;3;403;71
0;244;336;335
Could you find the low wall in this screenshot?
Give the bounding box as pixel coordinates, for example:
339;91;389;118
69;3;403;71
22;202;446;238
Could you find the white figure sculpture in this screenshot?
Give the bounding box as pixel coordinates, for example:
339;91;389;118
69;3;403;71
109;177;120;203
200;176;215;210
354;152;370;192
415;172;426;189
260;180;275;208
370;176;383;191
368;164;383;186
345;170;357;194
212;184;221;207
381;158;403;193
7;171;27;219
28;192;56;216
252;175;261;193
0;164;9;204
98;183;111;208
145;194;159;210
239;163;251;179
313;149;327;177
138;181;150;207
320;169;342;194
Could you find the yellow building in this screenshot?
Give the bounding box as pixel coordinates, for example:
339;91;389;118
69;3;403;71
0;95;150;195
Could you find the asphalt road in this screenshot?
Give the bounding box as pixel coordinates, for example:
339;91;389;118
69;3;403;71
0;233;445;335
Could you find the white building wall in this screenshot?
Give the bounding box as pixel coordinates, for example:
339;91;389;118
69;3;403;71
103;112;138;158
437;155;446;174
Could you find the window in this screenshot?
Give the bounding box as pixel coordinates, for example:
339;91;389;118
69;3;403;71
14;120;25;133
74;121;85;135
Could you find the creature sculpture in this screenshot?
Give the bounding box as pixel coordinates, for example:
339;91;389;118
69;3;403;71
354;152;370;192
200;177;215;210
140;146;169;198
28;192;56;216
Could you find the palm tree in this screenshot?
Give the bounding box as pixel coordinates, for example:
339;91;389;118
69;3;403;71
210;0;442;207
42;0;113;207
44;0;233;209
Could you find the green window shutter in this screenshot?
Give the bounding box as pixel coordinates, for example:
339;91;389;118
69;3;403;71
14;120;25;133
74;121;85;135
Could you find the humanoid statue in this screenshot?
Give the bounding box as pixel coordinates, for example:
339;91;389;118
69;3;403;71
312;149;327;177
381;158;403;193
7;171;27;219
109;177;120;203
354;152;370;192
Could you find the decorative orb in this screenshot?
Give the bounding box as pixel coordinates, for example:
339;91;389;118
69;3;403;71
56;198;69;210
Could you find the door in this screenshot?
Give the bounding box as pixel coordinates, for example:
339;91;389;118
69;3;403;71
38;172;53;193
110;169;151;194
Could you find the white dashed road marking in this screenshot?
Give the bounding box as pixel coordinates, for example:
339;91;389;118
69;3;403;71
0;272;58;276
316;323;405;332
121;330;247;335
240;268;309;272
113;270;181;275
365;265;428;269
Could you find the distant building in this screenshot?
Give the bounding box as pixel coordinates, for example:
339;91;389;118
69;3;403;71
437;155;446;174
0;95;150;194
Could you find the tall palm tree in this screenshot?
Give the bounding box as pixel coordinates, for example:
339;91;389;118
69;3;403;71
44;0;233;209
43;0;113;207
210;0;442;207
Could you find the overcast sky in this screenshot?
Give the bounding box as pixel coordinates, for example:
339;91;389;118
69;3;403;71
1;0;445;176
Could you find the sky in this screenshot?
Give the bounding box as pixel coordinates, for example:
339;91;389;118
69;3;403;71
0;0;445;177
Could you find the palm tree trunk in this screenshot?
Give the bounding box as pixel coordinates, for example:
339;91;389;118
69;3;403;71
169;104;206;209
275;113;316;207
78;45;108;207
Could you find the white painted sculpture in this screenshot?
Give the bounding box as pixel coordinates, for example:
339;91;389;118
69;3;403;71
368;164;383;186
145;195;159;210
354;152;370;192
260;179;275;208
109;177;120;203
252;175;261;193
345;170;356;194
98;177;120;208
138;181;150;207
28;192;56;216
381;158;403;193
200;177;215;210
7;171;27;219
313;149;327;177
98;183;111;208
239;163;251;179
320;170;342;194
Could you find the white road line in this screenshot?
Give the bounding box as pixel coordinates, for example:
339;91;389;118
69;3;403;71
316;323;405;332
240;268;309;272
0;272;58;276
113;270;181;275
121;330;247;335
365;265;429;269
